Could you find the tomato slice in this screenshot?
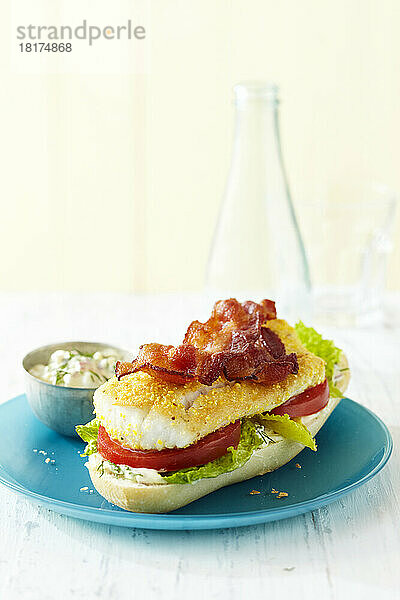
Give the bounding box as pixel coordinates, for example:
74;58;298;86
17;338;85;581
270;378;330;418
98;420;241;472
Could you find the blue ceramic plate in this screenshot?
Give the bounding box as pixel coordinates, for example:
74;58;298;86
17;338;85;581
0;395;392;530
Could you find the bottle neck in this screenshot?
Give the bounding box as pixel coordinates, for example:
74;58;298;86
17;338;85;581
233;83;280;154
230;97;283;192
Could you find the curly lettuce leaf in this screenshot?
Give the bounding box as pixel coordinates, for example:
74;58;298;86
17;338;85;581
259;414;317;451
295;321;343;398
76;419;99;456
161;419;263;485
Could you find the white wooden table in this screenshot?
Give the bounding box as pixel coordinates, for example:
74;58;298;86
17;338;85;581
0;293;399;600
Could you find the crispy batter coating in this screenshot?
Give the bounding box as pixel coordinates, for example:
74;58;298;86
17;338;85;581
93;320;325;450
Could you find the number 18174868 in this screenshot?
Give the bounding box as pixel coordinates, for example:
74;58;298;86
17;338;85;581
19;42;72;52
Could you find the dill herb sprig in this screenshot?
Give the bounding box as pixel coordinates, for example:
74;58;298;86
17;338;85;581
55;369;68;385
71;349;95;358
88;369;104;383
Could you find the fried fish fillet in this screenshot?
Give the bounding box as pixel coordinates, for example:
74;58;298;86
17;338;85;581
93;319;325;450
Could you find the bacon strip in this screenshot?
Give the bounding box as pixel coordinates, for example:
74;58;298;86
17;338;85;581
115;299;298;386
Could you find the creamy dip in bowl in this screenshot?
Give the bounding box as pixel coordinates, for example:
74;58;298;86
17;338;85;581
29;348;121;388
23;342;131;437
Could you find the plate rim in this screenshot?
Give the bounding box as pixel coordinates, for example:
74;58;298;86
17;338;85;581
0;394;393;529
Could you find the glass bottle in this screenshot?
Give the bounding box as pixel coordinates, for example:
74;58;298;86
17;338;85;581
206;82;311;321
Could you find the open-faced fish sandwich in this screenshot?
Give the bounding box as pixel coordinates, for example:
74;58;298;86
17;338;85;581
77;299;350;513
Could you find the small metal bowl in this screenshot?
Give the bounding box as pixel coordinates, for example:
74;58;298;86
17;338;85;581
23;341;132;438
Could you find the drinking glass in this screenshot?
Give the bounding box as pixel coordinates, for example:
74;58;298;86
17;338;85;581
301;184;398;326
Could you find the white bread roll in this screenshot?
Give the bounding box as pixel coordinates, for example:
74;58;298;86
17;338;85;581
87;353;350;514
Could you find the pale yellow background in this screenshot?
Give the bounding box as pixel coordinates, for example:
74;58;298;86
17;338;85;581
1;0;399;292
